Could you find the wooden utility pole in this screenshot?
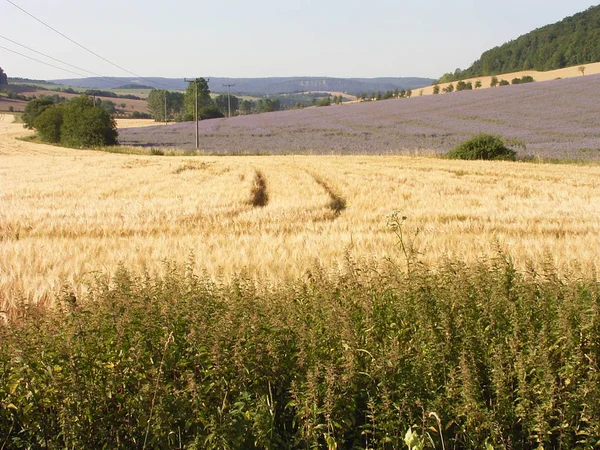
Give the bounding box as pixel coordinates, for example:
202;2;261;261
222;83;235;118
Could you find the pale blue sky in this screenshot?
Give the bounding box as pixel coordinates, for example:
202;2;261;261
1;0;597;80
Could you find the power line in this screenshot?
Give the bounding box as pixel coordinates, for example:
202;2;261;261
0;44;134;89
4;0;171;89
0;34;133;87
0;44;96;79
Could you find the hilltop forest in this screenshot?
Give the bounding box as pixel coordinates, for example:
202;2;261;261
441;5;600;82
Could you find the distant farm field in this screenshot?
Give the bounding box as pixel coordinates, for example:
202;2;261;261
120;74;600;160
2;116;600;310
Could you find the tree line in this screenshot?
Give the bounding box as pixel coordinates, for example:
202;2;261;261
146;80;352;122
432;76;534;94
146;78;223;122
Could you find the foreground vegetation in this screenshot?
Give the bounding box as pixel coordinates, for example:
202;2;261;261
1;252;599;448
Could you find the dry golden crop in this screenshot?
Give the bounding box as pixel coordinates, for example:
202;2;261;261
2;118;600;311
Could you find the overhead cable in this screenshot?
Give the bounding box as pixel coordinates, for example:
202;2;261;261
4;0;170;88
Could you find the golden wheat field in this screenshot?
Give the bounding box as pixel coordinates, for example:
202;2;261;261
2;116;600;310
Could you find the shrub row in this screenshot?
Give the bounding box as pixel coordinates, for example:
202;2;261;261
1;256;599;449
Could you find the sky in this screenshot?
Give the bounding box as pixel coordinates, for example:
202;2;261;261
0;0;598;81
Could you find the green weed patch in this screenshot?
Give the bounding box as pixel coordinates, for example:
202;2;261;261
1;257;599;448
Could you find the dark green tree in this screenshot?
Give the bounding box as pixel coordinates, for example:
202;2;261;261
490;76;499;87
257;98;280;113
239;99;256;114
99;99;116;114
33;104;64;143
0;67;7;87
317;97;331;107
433;85;440;95
60;96;118;147
184;78;222;120
215;94;239;116
148;90;185;122
22;97;55;129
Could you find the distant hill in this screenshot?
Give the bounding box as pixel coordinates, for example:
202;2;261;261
115;84;156;90
50;76;436;96
442;5;600;81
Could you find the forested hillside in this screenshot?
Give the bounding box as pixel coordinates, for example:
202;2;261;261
442;5;600;81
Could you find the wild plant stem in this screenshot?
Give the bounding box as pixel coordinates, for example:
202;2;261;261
143;331;173;450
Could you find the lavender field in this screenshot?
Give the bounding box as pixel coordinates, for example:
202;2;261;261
120;74;600;160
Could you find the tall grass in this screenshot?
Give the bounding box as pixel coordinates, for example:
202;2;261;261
1;255;599;449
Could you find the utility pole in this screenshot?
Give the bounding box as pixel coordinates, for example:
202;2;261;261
222;83;235;118
184;78;200;149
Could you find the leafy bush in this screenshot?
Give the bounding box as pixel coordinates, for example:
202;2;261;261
22;97;55;129
199;105;225;119
30;95;117;148
61;96;117;147
512;76;535;85
130;111;152;119
447;133;517;160
499;79;510;86
33;104;64;144
317;96;331;107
